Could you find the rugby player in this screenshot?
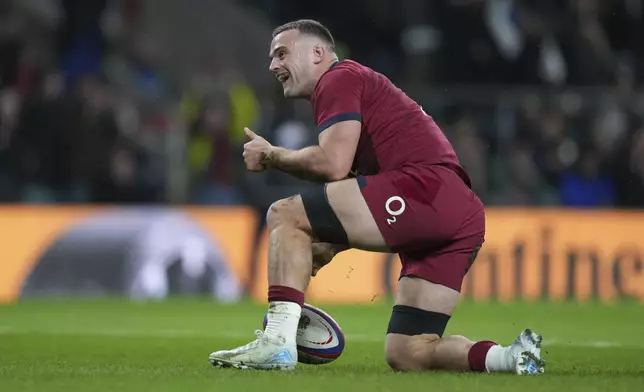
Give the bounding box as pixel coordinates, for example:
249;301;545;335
210;19;545;375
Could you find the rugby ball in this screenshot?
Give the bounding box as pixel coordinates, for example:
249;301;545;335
263;303;345;364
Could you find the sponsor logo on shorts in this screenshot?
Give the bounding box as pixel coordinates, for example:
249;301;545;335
385;196;406;225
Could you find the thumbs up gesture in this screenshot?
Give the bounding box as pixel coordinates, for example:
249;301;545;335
243;127;273;172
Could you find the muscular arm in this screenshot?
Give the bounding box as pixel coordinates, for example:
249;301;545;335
265;120;361;182
266;65;363;182
266;145;332;182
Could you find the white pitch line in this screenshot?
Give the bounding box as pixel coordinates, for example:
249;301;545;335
0;327;640;349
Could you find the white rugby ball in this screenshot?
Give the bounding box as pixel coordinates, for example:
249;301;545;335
263;303;345;364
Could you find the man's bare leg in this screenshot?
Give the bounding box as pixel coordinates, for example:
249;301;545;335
256;196;312;349
319;180;543;374
209;193;321;369
385;277;544;374
209;179;386;369
210;179;543;373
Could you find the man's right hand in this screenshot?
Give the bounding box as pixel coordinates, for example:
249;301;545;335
311;243;348;276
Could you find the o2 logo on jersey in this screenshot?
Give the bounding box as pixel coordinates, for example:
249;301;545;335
385;196;406;225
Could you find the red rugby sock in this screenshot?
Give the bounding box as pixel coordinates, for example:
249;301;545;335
468;340;497;372
268;285;305;307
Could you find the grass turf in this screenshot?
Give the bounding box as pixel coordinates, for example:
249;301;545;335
0;299;642;391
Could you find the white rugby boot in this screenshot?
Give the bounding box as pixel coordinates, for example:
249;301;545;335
209;330;297;370
510;328;545;375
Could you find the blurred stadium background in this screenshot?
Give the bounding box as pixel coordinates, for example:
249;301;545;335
0;1;643;390
1;0;643;208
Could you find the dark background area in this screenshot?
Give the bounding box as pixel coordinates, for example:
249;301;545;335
0;0;642;209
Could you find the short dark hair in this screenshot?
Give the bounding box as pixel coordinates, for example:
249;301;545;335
272;19;335;50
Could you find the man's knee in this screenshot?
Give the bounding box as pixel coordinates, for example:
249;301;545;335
385;334;441;372
384;303;452;371
385;343;418;372
266;195;306;231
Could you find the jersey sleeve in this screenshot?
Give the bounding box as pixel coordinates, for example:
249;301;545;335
313;66;363;133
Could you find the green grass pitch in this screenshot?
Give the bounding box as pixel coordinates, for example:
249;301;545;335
0;299;642;391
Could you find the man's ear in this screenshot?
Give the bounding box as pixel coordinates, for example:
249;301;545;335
313;44;325;65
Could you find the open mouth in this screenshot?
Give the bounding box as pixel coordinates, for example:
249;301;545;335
277;73;290;84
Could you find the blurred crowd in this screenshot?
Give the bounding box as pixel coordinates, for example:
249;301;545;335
0;0;167;203
0;0;642;208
